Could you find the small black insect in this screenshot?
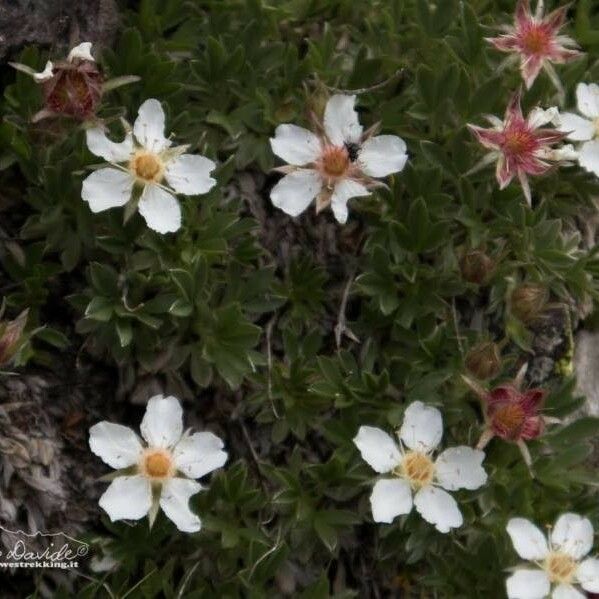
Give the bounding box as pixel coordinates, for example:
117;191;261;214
344;142;360;162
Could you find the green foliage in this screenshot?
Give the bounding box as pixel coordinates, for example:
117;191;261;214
2;0;599;597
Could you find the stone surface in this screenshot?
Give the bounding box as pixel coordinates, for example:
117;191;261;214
574;330;599;416
0;0;119;60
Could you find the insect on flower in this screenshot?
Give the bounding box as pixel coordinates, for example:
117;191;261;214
462;363;557;472
81;98;216;234
505;513;599;598
353;401;487;533
555;83;599;177
486;0;582;91
89;394;227;533
467;91;576;206
269;94;408;224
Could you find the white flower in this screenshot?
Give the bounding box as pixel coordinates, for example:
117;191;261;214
89;394;227;533
506;514;599;599
81;99;216;233
353;401;487;533
269;94;408;224
555;83;599;176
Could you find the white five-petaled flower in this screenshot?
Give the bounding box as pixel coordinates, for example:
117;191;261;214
89;394;227;533
82;99;216;234
506;514;599;598
554;83;599;178
269;94;408;224
353;401;487;533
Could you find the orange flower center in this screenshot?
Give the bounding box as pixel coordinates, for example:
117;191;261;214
321;145;350;177
545;552;577;584
503;129;536;156
493;404;525;436
522;27;549;55
142;450;173;479
395;451;435;488
130;151;164;182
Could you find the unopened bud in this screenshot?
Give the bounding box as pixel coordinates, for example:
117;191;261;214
510;283;548;323
41;58;103;120
465;341;502;380
460;250;495;285
0;309;28;367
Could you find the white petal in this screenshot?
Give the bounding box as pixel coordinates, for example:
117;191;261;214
576;83;599;119
99;475;151;522
434;446;488;491
270;124;321;166
133;99;171;153
506;518;549;560
81;167;134;213
324;94;363;145
353;426;401;473
33;61;54;82
86;128;134;162
330;178;370;224
68;42;94;62
138;184;181;234
555;112;595;141
369;478;413;523
527;106;559;129
89;422;142;469
174;432;228;479
270;169;322;217
165;154;216;195
140;394;183;448
551;513;594;560
159;478;203;533
577;557;599;593
552;584;585;599
506;570;551;599
413;485;463;533
399;401;443;453
578;140;599;176
358;135;408;177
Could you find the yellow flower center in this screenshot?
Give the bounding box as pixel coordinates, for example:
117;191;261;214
395;451;435;489
141;449;173;479
130;151;164;183
545;552;577;584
